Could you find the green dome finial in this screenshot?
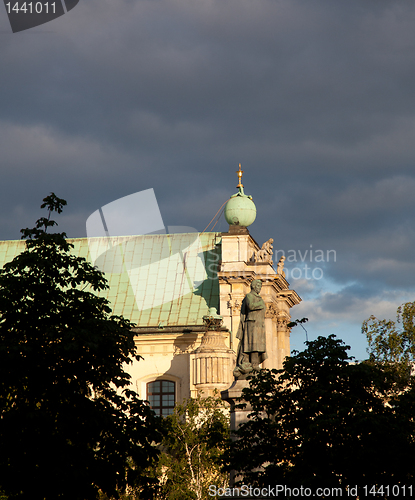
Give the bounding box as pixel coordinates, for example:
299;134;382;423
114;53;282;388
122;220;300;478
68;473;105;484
224;163;257;227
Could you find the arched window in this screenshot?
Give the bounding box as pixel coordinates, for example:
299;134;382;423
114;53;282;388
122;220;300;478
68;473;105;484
147;380;175;417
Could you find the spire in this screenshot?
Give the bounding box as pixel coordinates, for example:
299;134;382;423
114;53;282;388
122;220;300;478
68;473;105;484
224;163;256;228
236;163;244;189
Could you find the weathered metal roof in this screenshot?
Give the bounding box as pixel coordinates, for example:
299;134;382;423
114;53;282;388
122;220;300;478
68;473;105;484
0;233;222;327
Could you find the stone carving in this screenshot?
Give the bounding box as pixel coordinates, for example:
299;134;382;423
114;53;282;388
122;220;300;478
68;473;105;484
251;238;273;265
173;341;196;355
174;345;194;355
227;295;243;315
195;331;228;352
277;317;288;329
265;302;278;319
202;307;223;331
233;279;267;379
277;255;286;277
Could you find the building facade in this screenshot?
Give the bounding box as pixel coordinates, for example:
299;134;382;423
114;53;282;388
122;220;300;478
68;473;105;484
0;182;300;416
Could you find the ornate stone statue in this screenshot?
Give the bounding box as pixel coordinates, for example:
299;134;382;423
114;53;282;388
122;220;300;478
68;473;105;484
233;279;267;379
277;255;286;277
251;238;274;265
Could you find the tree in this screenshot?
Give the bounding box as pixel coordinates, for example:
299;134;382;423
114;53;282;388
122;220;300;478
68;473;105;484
0;194;161;500
362;302;415;388
229;335;415;494
154;392;229;500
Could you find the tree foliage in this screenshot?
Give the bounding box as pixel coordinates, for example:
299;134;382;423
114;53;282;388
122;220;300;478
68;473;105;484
362;302;415;387
229;335;415;494
154;392;229;500
0;194;161;500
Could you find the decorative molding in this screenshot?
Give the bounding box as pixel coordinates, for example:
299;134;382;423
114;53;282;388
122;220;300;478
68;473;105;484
202;307;223;331
227;294;244;315
218;274;255;283
277;317;288;329
195;331;230;353
276;311;290;330
276;289;302;307
265;302;278;319
173;341;197;355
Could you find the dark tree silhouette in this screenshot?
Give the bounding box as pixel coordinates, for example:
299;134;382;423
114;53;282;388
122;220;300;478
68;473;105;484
0;194;161;500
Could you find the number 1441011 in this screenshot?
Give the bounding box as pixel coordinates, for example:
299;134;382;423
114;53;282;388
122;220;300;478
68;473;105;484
5;2;56;14
362;485;413;496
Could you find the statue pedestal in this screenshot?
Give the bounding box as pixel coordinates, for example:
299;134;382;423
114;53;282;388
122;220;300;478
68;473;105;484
221;379;253;489
220;380;269;499
221;379;251;436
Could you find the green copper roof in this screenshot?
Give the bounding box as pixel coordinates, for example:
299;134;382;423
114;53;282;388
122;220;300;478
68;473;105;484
0;233;222;327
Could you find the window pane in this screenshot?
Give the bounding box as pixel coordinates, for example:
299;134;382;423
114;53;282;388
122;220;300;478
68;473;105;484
148;381;161;394
147;380;175;417
162;381;174;392
149;395;160;406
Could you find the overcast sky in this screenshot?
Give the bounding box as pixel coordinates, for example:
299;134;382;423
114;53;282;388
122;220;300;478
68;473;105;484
2;0;415;359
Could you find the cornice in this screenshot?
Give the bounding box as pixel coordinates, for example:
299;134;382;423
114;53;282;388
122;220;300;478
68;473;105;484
276;289;302;307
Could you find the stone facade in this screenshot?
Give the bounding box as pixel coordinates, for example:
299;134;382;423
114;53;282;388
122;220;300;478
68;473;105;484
127;225;301;410
219;228;301;371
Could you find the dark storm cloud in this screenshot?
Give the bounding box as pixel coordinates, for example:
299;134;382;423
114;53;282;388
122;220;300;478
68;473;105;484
2;0;415;357
4;0;415;149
